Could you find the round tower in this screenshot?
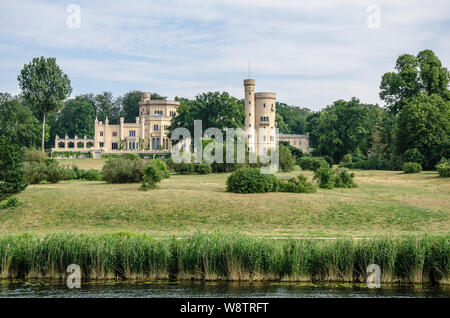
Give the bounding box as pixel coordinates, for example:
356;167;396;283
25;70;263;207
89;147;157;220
255;92;276;155
244;79;255;152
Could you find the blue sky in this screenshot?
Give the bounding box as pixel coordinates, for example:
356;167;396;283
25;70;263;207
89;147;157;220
0;0;449;110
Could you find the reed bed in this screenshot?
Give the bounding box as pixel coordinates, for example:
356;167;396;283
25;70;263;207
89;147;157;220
0;233;448;284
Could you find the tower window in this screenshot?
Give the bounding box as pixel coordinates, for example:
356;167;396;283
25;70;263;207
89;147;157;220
249;101;251;104
249;113;251;117
100;131;103;137
263;103;266;108
249;91;251;95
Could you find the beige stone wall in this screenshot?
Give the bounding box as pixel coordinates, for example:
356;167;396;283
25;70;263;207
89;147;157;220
254;92;276;155
93;93;180;153
279;135;310;154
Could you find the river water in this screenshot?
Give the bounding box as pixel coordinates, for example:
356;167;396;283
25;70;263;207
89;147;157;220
0;280;449;298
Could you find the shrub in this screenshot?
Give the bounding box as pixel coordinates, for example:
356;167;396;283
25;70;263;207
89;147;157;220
45;160;66;183
279;141;303;159
404;148;425;165
174;161;195;175
278;144;296;172
194;162;212;174
82;169;103;181
0;196;20;209
435;159;450;177
22;161;47;184
141;166;162;190
0;137;27;200
72;165;83;179
226;168;277;193
150;159;170;179
334;168;357;188
314;166;357;189
102;158;145;183
22;147;47;162
277;175;316;193
402;162;422;174
313;166;335;189
340;154;352;165
61;165;78;180
322;155;334;167
298;156;329;171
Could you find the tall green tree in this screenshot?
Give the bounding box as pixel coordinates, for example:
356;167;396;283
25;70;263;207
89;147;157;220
0;93;41;148
168;92;244;138
380;49;450;114
395;93;449;169
276;102;310;134
307;98;377;162
0;136;27;200
18;57;72;151
54;99;96;138
121;91;167;123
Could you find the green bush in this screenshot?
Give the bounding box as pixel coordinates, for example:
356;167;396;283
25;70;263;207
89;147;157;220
0;196;20;209
298;156;329;171
402;162;422;174
278;144;296;172
314;166;357;189
22;161;47;184
102;158;145;183
334;168;357;188
340;154;352;166
141;166;162;190
0;137;27;201
279;141;303;159
226;168;277;193
322;155;334;167
45;160;66;183
22;147;47;162
82;169;103;181
174;161;195;175
404;148;425;165
277;175;316;193
150;159;170;179
101;153;137;160
435;159;450;177
313;166;335;189
194;162;212;174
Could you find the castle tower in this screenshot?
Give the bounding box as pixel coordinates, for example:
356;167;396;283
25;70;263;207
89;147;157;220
254;92;276;155
244;79;276;155
244;79;256;152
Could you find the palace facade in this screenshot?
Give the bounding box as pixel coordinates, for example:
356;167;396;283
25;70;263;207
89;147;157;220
52;79;309;158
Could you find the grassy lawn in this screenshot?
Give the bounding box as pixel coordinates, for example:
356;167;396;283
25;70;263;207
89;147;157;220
0;167;448;237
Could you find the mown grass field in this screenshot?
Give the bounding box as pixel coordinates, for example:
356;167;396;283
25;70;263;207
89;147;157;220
0;164;448;237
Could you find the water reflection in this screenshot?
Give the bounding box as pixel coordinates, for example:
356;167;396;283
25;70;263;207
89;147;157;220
0;280;448;298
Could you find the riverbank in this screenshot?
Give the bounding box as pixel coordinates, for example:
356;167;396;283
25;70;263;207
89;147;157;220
0;233;448;284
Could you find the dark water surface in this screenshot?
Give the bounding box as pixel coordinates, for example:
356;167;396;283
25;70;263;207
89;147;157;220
0;280;449;298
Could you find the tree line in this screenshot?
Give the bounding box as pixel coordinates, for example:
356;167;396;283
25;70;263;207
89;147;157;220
1;49;449;171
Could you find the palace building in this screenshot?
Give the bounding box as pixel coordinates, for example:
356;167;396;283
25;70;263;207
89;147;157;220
52;79;309;158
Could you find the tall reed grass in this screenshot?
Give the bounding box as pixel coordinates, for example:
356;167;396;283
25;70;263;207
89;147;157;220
0;233;448;284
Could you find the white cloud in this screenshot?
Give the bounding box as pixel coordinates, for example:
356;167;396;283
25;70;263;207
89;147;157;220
0;0;449;110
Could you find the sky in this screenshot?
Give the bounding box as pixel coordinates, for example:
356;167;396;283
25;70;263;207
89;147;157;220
0;0;449;111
